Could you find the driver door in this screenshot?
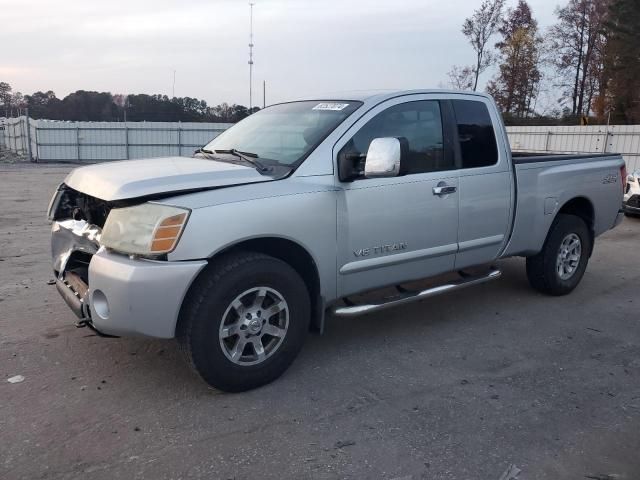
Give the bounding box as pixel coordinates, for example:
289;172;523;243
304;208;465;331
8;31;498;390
335;96;460;297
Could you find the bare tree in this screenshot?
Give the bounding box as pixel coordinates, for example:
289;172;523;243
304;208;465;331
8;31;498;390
549;0;609;117
447;65;475;90
112;93;129;121
462;0;506;91
10;92;25;116
0;82;12;117
112;93;128;109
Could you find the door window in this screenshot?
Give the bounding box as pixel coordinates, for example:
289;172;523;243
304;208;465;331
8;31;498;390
341;100;453;177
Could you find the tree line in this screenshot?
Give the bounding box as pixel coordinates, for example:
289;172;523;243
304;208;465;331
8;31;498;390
448;0;639;125
0;85;259;123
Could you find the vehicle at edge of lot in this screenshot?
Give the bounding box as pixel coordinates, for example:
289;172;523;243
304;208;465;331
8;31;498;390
48;90;626;392
623;169;640;216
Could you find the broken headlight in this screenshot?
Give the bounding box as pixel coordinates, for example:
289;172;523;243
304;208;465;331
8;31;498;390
101;203;190;256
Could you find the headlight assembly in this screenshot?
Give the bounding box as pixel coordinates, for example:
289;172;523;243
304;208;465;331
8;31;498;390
101;203;190;256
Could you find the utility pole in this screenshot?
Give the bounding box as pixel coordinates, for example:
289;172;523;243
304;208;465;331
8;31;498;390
25;107;33;162
248;3;255;111
172;69;176;98
263;80;266;108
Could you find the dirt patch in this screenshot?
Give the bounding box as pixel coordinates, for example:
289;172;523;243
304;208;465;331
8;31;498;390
0;149;27;164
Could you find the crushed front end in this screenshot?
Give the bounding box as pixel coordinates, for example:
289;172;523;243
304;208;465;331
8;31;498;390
49;185;111;325
48;184;206;338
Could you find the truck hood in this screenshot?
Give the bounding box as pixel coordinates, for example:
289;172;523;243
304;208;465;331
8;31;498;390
63;157;274;201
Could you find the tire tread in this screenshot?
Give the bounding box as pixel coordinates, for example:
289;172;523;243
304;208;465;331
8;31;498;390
176;251;309;391
525;214;591;296
176;251;271;375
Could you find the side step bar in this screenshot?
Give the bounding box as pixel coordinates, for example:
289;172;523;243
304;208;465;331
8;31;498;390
331;269;502;318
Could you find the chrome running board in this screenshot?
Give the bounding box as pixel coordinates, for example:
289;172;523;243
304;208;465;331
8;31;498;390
331;268;502;318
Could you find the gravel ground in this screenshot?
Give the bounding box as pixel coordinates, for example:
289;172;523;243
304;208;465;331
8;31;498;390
1;163;640;480
0;150;27;164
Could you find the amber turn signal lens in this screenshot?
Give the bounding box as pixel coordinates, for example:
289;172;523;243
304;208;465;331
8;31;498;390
153;225;181;239
160;214;186;227
150;238;178;252
150;212;188;253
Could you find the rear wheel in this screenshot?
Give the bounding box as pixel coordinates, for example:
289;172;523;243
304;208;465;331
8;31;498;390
177;251;310;392
526;214;592;296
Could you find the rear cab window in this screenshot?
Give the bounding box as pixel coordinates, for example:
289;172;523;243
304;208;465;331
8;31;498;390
451;100;498;169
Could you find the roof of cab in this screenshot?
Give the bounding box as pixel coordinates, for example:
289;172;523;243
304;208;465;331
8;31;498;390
287;89;492;105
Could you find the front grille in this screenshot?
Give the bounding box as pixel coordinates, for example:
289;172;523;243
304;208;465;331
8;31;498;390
52;185;113;227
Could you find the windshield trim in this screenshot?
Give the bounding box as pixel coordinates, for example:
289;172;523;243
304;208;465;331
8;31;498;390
205;99;364;174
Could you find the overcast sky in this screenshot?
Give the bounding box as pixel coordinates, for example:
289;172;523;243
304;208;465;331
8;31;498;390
1;0;560;107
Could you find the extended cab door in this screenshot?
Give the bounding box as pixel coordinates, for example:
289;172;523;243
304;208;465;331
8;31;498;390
334;96;460;297
448;97;513;269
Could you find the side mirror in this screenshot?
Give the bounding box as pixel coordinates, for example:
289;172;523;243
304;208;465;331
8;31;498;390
364;138;401;178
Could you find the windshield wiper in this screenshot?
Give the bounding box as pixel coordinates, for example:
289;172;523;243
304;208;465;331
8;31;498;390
194;147;215;155
213;149;270;172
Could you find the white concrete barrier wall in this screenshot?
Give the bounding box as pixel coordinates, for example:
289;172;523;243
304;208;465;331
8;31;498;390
507;125;640;172
3;118;640;170
3;118;232;162
3;117;31;156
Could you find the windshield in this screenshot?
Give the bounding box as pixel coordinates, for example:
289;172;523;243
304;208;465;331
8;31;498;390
204;100;362;166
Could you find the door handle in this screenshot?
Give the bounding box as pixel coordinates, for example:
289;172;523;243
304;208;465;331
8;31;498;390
432;184;457;196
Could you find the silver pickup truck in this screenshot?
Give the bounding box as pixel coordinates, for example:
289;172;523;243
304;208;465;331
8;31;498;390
48;90;626;391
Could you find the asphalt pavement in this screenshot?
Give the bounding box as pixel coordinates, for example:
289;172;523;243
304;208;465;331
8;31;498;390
1;162;639;480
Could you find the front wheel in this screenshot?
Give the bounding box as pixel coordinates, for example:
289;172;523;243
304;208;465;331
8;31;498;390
177;251;310;392
525;214;592;296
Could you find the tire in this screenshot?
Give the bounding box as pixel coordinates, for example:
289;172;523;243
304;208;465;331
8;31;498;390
525;214;592;296
177;251;310;392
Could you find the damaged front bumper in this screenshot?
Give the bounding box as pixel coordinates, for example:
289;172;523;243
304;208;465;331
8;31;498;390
52;219;102;319
51;219;206;338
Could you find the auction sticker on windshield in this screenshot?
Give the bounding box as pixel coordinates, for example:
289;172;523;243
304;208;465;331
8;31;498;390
312;103;349;111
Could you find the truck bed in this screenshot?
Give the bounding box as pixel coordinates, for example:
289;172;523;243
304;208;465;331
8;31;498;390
502;152;625;258
512;152;616;164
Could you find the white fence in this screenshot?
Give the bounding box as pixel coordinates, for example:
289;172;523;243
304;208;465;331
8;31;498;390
2;117;232;162
507;125;640;171
2;117;37;158
3;117;640;170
